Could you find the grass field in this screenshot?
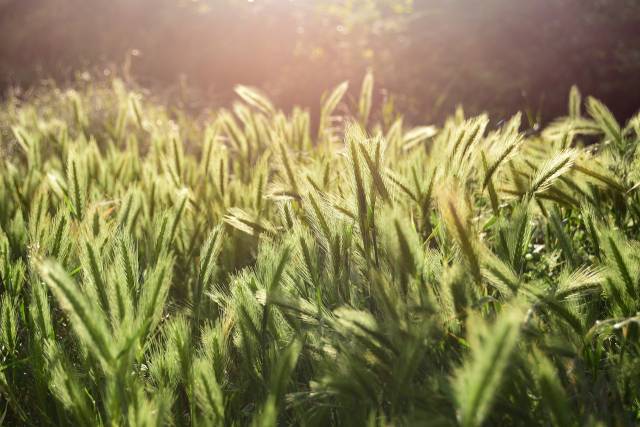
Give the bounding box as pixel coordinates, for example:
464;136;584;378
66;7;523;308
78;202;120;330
1;75;640;426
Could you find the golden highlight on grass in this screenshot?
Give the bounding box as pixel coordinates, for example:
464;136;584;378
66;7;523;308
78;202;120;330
0;76;639;426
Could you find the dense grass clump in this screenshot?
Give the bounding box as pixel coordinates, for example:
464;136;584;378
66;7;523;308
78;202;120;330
1;75;640;426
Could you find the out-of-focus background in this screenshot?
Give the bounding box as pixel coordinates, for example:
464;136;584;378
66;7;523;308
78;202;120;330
1;0;638;124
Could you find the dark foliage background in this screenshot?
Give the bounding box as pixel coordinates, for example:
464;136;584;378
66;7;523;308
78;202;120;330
1;0;638;123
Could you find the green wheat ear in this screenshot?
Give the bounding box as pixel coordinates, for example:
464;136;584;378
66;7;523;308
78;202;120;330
530;348;576;427
587;96;622;146
235;85;276;116
452;304;525;427
193;356;225;424
527;149;577;197
318;80;348;143
37;259;115;366
358;70;374;128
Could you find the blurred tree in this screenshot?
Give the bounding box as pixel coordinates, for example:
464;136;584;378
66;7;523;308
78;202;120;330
0;0;638;123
